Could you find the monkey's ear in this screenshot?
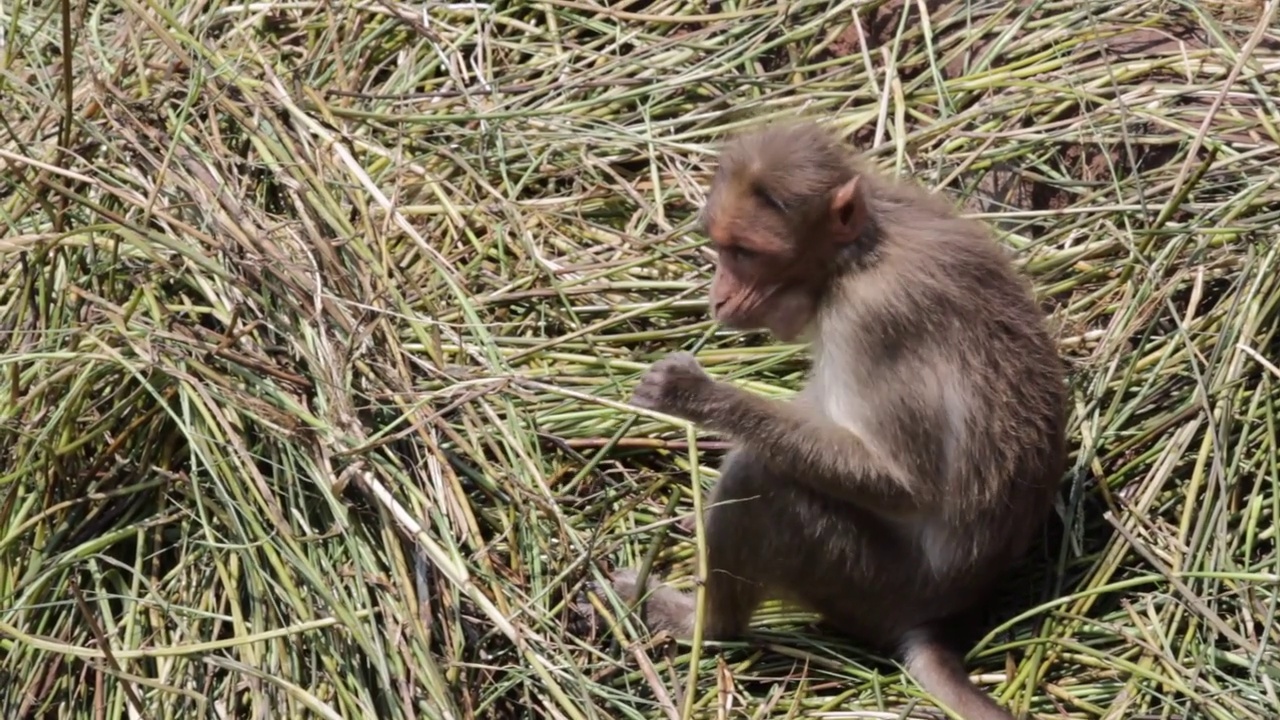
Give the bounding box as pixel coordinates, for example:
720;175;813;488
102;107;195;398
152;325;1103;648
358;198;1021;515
830;177;867;241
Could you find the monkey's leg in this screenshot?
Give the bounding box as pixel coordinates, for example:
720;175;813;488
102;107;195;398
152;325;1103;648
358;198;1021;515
611;450;768;640
780;514;1013;718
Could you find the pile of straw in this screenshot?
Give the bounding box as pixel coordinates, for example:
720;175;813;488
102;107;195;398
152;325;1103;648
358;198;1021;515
2;1;1277;717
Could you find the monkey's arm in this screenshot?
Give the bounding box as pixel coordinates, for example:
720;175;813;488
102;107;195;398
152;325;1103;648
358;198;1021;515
631;352;923;514
693;383;923;513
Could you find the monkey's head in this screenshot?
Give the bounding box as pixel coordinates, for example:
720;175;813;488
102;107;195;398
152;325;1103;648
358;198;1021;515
699;122;869;341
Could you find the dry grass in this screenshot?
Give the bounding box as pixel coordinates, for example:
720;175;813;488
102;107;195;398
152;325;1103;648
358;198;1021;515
2;0;1279;718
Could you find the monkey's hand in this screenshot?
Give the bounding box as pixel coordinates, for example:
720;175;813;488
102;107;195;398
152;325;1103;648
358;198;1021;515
631;351;715;421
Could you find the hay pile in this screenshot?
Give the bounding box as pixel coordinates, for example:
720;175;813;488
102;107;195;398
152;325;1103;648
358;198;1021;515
2;1;1278;718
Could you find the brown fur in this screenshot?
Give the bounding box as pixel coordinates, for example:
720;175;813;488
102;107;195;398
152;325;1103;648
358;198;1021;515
619;122;1068;720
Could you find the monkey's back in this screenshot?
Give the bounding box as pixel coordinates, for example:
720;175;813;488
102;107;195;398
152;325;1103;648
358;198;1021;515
812;174;1067;598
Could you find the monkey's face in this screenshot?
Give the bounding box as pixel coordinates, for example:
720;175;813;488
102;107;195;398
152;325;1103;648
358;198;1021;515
701;215;839;340
700;134;868;341
701;195;845;341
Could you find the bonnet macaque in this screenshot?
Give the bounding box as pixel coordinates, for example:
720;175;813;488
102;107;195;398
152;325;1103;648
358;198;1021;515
615;122;1067;720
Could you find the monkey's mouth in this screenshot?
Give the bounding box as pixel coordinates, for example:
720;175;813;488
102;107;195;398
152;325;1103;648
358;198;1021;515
714;315;759;332
713;312;805;342
713;317;768;342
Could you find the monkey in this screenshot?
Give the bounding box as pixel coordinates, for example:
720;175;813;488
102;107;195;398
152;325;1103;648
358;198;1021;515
611;121;1068;720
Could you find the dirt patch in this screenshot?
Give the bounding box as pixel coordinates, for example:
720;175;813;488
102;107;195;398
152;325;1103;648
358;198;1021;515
955;136;1182;219
820;2;1259;79
827;23;862;59
863;0;954;51
1098;25;1208;56
1033;140;1182;212
837;9;1245;215
824;0;1034;56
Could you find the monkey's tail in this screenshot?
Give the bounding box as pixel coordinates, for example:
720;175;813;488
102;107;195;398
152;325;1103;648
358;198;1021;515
899;626;1016;720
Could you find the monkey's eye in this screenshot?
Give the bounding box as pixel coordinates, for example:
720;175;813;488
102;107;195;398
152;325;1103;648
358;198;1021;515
752;184;786;213
722;246;757;262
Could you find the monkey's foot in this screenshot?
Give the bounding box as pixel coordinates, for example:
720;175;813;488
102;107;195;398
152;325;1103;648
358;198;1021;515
607;567;696;638
606;567;655;604
674;513;697;534
566;594;605;640
565;569;658;641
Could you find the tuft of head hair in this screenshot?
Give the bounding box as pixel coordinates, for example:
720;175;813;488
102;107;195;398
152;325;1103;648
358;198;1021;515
714;122;857;211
